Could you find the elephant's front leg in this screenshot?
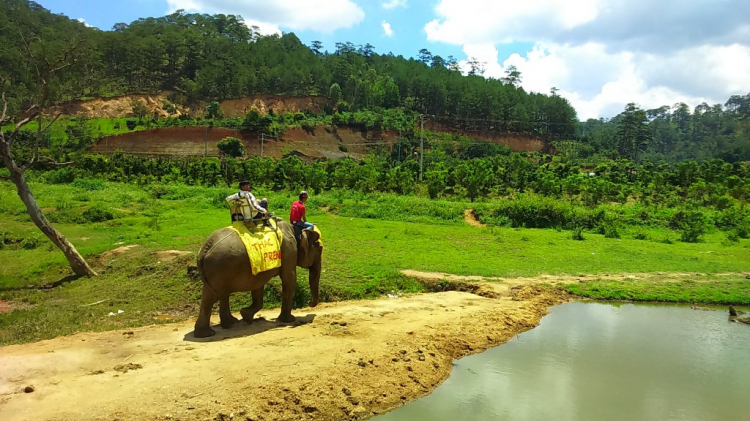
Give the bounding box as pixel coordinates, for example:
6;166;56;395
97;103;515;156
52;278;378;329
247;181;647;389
219;295;239;329
240;289;264;323
278;268;297;323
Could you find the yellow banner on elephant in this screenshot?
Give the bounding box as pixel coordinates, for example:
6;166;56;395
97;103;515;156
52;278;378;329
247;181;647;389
228;219;283;276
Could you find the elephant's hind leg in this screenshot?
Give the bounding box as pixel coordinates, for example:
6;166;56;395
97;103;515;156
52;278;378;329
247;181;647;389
194;285;219;338
219;295;239;329
240;289;264;323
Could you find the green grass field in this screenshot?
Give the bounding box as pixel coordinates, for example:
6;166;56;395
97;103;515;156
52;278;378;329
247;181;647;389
1;180;749;344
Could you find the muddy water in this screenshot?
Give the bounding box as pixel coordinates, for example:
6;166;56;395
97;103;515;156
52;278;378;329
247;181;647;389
375;302;750;421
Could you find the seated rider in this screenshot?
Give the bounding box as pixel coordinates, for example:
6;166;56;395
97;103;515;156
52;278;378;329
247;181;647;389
290;191;314;230
240;181;268;221
226;180;267;222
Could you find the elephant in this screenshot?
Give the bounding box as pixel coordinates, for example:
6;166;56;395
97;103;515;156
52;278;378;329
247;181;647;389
193;220;323;338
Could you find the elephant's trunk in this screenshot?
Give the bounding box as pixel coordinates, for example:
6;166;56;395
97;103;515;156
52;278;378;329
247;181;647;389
308;259;321;307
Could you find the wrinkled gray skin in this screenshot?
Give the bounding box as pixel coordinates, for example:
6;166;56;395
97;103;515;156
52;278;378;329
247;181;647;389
194;220;323;338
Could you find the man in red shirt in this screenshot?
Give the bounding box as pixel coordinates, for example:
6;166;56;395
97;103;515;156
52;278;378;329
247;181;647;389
290;191;314;230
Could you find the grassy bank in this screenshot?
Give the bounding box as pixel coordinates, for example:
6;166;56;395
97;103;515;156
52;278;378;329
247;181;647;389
564;275;750;305
1;181;749;344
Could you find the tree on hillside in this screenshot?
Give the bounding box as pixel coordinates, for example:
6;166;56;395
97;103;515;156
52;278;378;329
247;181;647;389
217;137;244;157
0;36;97;277
329;83;343;103
131;99;148;122
725;94;750;119
502;65;522;87
206;101;224;119
467;57;485;76
309;40;323;55
242;109;272;132
456;159;493;202
616;103;653;162
418;49;433;65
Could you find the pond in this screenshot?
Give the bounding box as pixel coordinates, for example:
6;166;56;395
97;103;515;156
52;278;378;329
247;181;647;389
374;302;750;421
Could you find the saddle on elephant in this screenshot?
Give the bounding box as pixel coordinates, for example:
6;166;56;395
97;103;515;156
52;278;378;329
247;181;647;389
227;219;284;276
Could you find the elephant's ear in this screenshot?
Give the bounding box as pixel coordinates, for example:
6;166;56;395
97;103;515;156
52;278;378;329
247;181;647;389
298;231;309;259
305;229;321;247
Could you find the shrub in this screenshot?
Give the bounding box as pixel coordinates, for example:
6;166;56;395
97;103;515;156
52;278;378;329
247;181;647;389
0;231;40;250
205;101;224;119
714;206;750;238
82;206;115;223
217;137;245;158
633;229;648;240
145;216;161;231
151;184;196;200
72;193;90;202
660;236;674;244
147;184;173;199
213;191;230;209
20;235;42;250
481;214;512;227
45;167;78;184
736;223;750;239
48;208;85;224
0;231;15;249
72;178;106;191
725;230;740;244
712;195;734;210
571;226;585;241
480;196;604;229
670;209;707;243
55;199;73;211
603;223;621;239
126;120;137;130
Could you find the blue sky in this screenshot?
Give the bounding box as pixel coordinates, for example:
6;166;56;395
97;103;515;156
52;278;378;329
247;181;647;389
42;0;750;119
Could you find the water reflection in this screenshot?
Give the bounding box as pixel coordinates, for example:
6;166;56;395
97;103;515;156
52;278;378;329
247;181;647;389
374;302;750;421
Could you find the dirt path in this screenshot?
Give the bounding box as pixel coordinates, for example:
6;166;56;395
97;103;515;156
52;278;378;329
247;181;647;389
463;209;486;227
0;300;12;314
0;278;568;421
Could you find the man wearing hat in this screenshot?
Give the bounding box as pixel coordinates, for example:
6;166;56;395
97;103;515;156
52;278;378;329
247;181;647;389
226;180;267;222
290;191;314;230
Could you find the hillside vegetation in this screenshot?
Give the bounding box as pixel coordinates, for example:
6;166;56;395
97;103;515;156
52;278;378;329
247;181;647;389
1;0;748;163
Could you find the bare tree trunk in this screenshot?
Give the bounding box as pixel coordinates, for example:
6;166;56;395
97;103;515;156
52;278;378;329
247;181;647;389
0;136;97;277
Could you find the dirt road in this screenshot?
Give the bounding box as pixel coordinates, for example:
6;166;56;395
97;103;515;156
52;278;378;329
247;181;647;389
0;275;569;421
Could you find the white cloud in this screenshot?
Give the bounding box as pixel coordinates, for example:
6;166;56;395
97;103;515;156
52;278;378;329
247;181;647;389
425;0;750;118
244;19;281;36
76;18;93;28
382;0;408;9
496;42;750;119
427;0;750;53
457;44;503;77
166;0;365;33
381;21;394;37
425;0;599;45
